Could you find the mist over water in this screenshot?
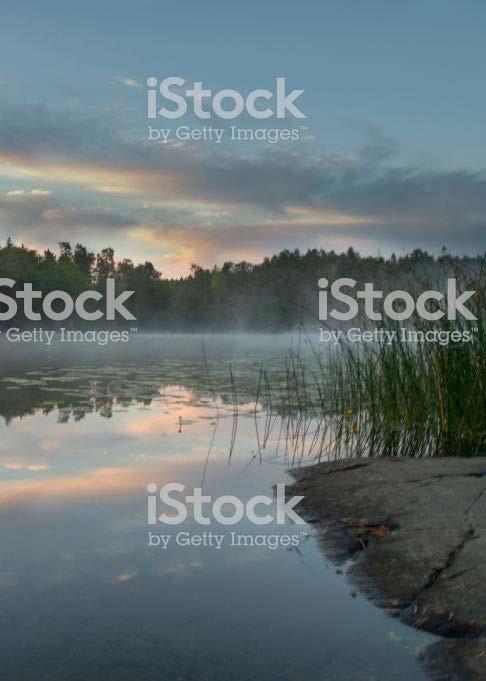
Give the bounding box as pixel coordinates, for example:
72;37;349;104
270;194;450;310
0;334;436;680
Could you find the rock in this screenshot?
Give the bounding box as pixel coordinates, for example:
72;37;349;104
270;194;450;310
290;456;486;680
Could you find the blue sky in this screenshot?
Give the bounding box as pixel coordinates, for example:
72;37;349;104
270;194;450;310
0;0;484;275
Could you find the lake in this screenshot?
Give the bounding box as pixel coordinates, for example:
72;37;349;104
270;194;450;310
0;334;436;680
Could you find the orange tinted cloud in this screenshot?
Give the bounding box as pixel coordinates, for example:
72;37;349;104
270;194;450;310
0;455;210;508
0;466;144;507
0;150;180;197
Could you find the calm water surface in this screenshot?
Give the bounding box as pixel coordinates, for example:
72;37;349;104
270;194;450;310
0;335;436;680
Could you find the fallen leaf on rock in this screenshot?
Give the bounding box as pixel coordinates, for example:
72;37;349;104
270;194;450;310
368;526;390;538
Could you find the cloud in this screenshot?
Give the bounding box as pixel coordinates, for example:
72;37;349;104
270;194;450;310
0;458;208;508
43;207;137;229
3;463;50;472
0;100;484;268
114;76;143;90
0;188;139;243
0;188;53;227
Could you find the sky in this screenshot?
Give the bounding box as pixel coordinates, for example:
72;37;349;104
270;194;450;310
0;0;485;277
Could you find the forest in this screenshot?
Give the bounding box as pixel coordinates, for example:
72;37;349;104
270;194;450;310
0;238;482;330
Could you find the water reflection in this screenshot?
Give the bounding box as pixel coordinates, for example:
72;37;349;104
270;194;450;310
0;335;436;680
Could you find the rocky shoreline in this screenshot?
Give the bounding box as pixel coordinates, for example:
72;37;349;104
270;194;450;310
289;457;486;681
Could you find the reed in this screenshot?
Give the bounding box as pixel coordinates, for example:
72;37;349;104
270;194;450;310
251;263;485;461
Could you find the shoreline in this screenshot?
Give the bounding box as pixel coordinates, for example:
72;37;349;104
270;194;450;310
289;457;486;681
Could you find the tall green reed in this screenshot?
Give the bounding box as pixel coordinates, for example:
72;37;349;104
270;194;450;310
249;263;485;461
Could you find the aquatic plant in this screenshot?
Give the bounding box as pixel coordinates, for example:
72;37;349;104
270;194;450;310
249;261;485;461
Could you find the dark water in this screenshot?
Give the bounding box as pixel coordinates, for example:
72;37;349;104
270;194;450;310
0;335;436;680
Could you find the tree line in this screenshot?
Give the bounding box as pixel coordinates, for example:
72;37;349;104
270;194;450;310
0;238;482;330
